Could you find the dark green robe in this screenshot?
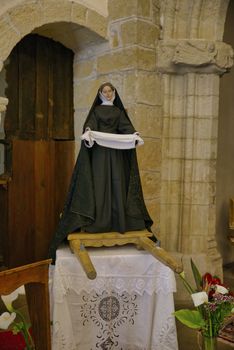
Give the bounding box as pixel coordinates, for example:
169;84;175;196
48;104;153;263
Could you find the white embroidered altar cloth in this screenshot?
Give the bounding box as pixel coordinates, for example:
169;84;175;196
50;244;178;350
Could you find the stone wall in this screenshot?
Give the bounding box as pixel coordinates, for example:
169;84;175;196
0;0;233;302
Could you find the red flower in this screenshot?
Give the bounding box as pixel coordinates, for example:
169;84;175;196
211;276;221;285
202;272;212;284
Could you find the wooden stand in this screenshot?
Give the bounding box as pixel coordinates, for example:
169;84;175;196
68;230;183;279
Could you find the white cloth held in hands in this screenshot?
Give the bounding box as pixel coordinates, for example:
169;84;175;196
81;129;144;149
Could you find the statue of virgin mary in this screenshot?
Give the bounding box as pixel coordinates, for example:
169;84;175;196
49;82;154;262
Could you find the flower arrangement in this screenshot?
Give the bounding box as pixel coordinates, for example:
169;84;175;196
0;286;35;350
174;259;234;350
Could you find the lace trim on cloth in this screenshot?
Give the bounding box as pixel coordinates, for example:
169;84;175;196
50;245;177;303
52;269;176;303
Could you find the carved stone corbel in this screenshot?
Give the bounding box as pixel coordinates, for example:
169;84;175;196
157;39;234;74
0;96;8;130
0;96;8;113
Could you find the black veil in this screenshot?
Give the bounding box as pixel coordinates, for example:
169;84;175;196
83;86;134;132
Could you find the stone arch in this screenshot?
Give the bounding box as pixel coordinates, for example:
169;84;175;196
0;0;108;70
160;0;230;40
0;0;109;124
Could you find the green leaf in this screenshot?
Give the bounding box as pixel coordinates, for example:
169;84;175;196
16;321;24;330
12;325;20;335
174;309;206;329
191;259;202;291
179;272;195;294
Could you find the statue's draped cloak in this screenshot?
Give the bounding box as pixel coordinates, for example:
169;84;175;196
49;93;153;263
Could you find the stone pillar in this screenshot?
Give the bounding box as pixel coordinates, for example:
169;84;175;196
157;39;233;299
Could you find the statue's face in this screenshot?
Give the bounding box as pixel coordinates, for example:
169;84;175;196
101;85;114;101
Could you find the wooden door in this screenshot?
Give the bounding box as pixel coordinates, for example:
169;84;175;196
0;34;75;267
